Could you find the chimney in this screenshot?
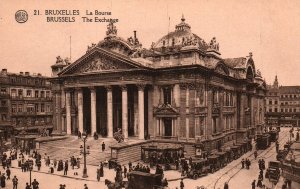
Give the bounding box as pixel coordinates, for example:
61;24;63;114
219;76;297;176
20;72;23;75
25;72;30;76
1;69;7;74
37;73;42;76
133;30;137;40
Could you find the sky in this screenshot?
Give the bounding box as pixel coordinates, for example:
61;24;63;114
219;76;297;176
0;0;300;86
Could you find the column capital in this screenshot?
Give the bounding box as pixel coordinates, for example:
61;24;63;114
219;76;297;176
64;88;74;93
137;84;146;91
88;86;96;92
75;87;83;92
105;85;113;92
120;85;128;91
179;83;188;90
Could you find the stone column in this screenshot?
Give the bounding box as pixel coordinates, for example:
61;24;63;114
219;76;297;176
77;88;83;134
121;85;128;139
66;90;72;135
54;91;62;132
138;84;145;140
90;87;97;135
106;86;113;138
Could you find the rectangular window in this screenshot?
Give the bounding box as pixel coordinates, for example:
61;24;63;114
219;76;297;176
35;104;39;112
41;103;45;112
213;90;219;104
163;87;172;104
46;105;51;112
0;88;6;95
275;108;278;112
269;108;272;112
40;91;45;98
269;100;272;105
195;85;205;107
26;90;32;97
18;104;23;112
11;104;16;113
275;101;278;105
1;100;7;107
186;88;189;107
11;89;16;98
18;89;23;97
35;90;39;98
1;114;7;121
46;91;50;98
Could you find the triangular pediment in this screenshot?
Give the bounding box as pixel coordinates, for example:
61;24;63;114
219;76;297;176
154;104;179;117
59;48;147;76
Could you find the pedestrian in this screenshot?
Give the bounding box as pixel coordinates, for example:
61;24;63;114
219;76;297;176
251;180;256;189
257;179;263;188
102;142;105;152
180;178;184;189
241;158;245;169
12;176;18;189
97;169;101;181
64;160;69;175
25;182;31;189
84;184;88;189
224;182;229;189
32;179;39;189
123;166;127;178
1;173;6;188
6;168;11;180
254;150;258;160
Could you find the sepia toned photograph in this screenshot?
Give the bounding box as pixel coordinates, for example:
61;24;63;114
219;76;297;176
0;0;300;188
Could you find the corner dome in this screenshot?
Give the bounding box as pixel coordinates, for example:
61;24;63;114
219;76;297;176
153;15;208;51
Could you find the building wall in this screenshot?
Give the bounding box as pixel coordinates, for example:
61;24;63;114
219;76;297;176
0;69;53;136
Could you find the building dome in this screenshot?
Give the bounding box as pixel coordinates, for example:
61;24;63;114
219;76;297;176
153;15;208;51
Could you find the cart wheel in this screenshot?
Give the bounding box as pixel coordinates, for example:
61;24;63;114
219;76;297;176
193;174;198;180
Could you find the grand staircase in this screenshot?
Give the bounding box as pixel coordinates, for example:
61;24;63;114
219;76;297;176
38;136;117;166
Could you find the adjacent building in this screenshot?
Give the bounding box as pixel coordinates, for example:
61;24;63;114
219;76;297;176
0;69;53;139
50;17;266;153
265;76;300;127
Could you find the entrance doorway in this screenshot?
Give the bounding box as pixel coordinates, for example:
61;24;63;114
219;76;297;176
163;118;172;137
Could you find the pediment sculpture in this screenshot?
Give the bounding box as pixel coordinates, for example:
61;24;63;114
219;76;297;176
77;56;133;73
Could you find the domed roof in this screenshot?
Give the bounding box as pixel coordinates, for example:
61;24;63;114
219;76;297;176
153;16;208;51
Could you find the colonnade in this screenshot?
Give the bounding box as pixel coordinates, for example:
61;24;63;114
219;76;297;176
64;85;145;139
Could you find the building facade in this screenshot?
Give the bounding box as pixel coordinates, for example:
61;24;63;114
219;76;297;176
0;69;53;138
265;76;300;127
51;17;266;152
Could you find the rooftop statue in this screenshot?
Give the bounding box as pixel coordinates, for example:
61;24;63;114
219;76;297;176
56;56;64;64
256;69;262;77
106;21;117;36
209;37;219;51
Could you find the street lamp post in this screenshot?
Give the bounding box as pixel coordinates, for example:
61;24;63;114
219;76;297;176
80;132;90;178
29;163;33;186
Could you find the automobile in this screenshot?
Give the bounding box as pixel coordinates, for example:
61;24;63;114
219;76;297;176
187;159;210;179
265;161;281;184
276;149;289;161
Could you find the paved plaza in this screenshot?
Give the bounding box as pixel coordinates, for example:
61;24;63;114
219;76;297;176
0;128;298;189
